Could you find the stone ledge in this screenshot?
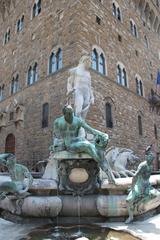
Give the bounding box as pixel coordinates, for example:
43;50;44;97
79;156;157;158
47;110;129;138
0;175;160;192
53;151;92;160
30;179;57;190
101;175;160;190
0;177;57;191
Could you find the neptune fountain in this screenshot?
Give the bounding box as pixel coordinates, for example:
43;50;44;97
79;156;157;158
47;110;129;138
0;56;160;239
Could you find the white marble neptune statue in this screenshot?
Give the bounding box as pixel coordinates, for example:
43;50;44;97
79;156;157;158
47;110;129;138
67;55;94;120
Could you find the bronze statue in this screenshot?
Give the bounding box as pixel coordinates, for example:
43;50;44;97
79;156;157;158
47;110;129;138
125;146;160;223
0;153;33;199
50;105;115;184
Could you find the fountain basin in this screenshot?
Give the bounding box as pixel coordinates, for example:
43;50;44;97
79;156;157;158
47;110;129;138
0;174;160;223
0;194;160;220
25;224;140;240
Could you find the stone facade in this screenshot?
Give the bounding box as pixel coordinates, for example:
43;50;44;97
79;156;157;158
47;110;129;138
0;0;160;170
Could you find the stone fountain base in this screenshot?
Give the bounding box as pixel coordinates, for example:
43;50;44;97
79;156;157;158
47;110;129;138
0;175;160;224
0;151;160;224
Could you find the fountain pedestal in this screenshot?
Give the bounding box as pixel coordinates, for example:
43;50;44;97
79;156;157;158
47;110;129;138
44;151;101;195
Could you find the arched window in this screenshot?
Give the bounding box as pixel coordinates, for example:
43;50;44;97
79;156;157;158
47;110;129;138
20;15;24;31
112;3;116;16
117;64;127;87
136;77;139;94
17;19;21;32
99;53;105;75
33;62;38;82
33;3;37;17
117;64;122;84
105;103;113;128
49;52;56;74
57;48;63;70
11;78;15;93
138;115;143;135
117;7;121;21
32;0;41;18
135;76;143;96
17;16;24;33
139;80;143;96
122;68;127;86
112;1;122;21
49;49;63;74
130;20;133;33
28;66;33;85
42;103;49;128
11;75;19;95
134;24;137;37
28;63;38;85
154;124;158;139
5;134;15;154
92;49;98;71
4;32;8;44
7;29;10;42
37;0;41;14
0;85;4;101
91;48;106;75
130;19;138;37
3;29;10;45
15;75;19;92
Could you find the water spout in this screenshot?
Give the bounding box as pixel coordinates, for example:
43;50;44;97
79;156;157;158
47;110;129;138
77;195;83;237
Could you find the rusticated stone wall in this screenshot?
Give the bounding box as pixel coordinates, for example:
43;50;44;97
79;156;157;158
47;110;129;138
0;0;159;170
